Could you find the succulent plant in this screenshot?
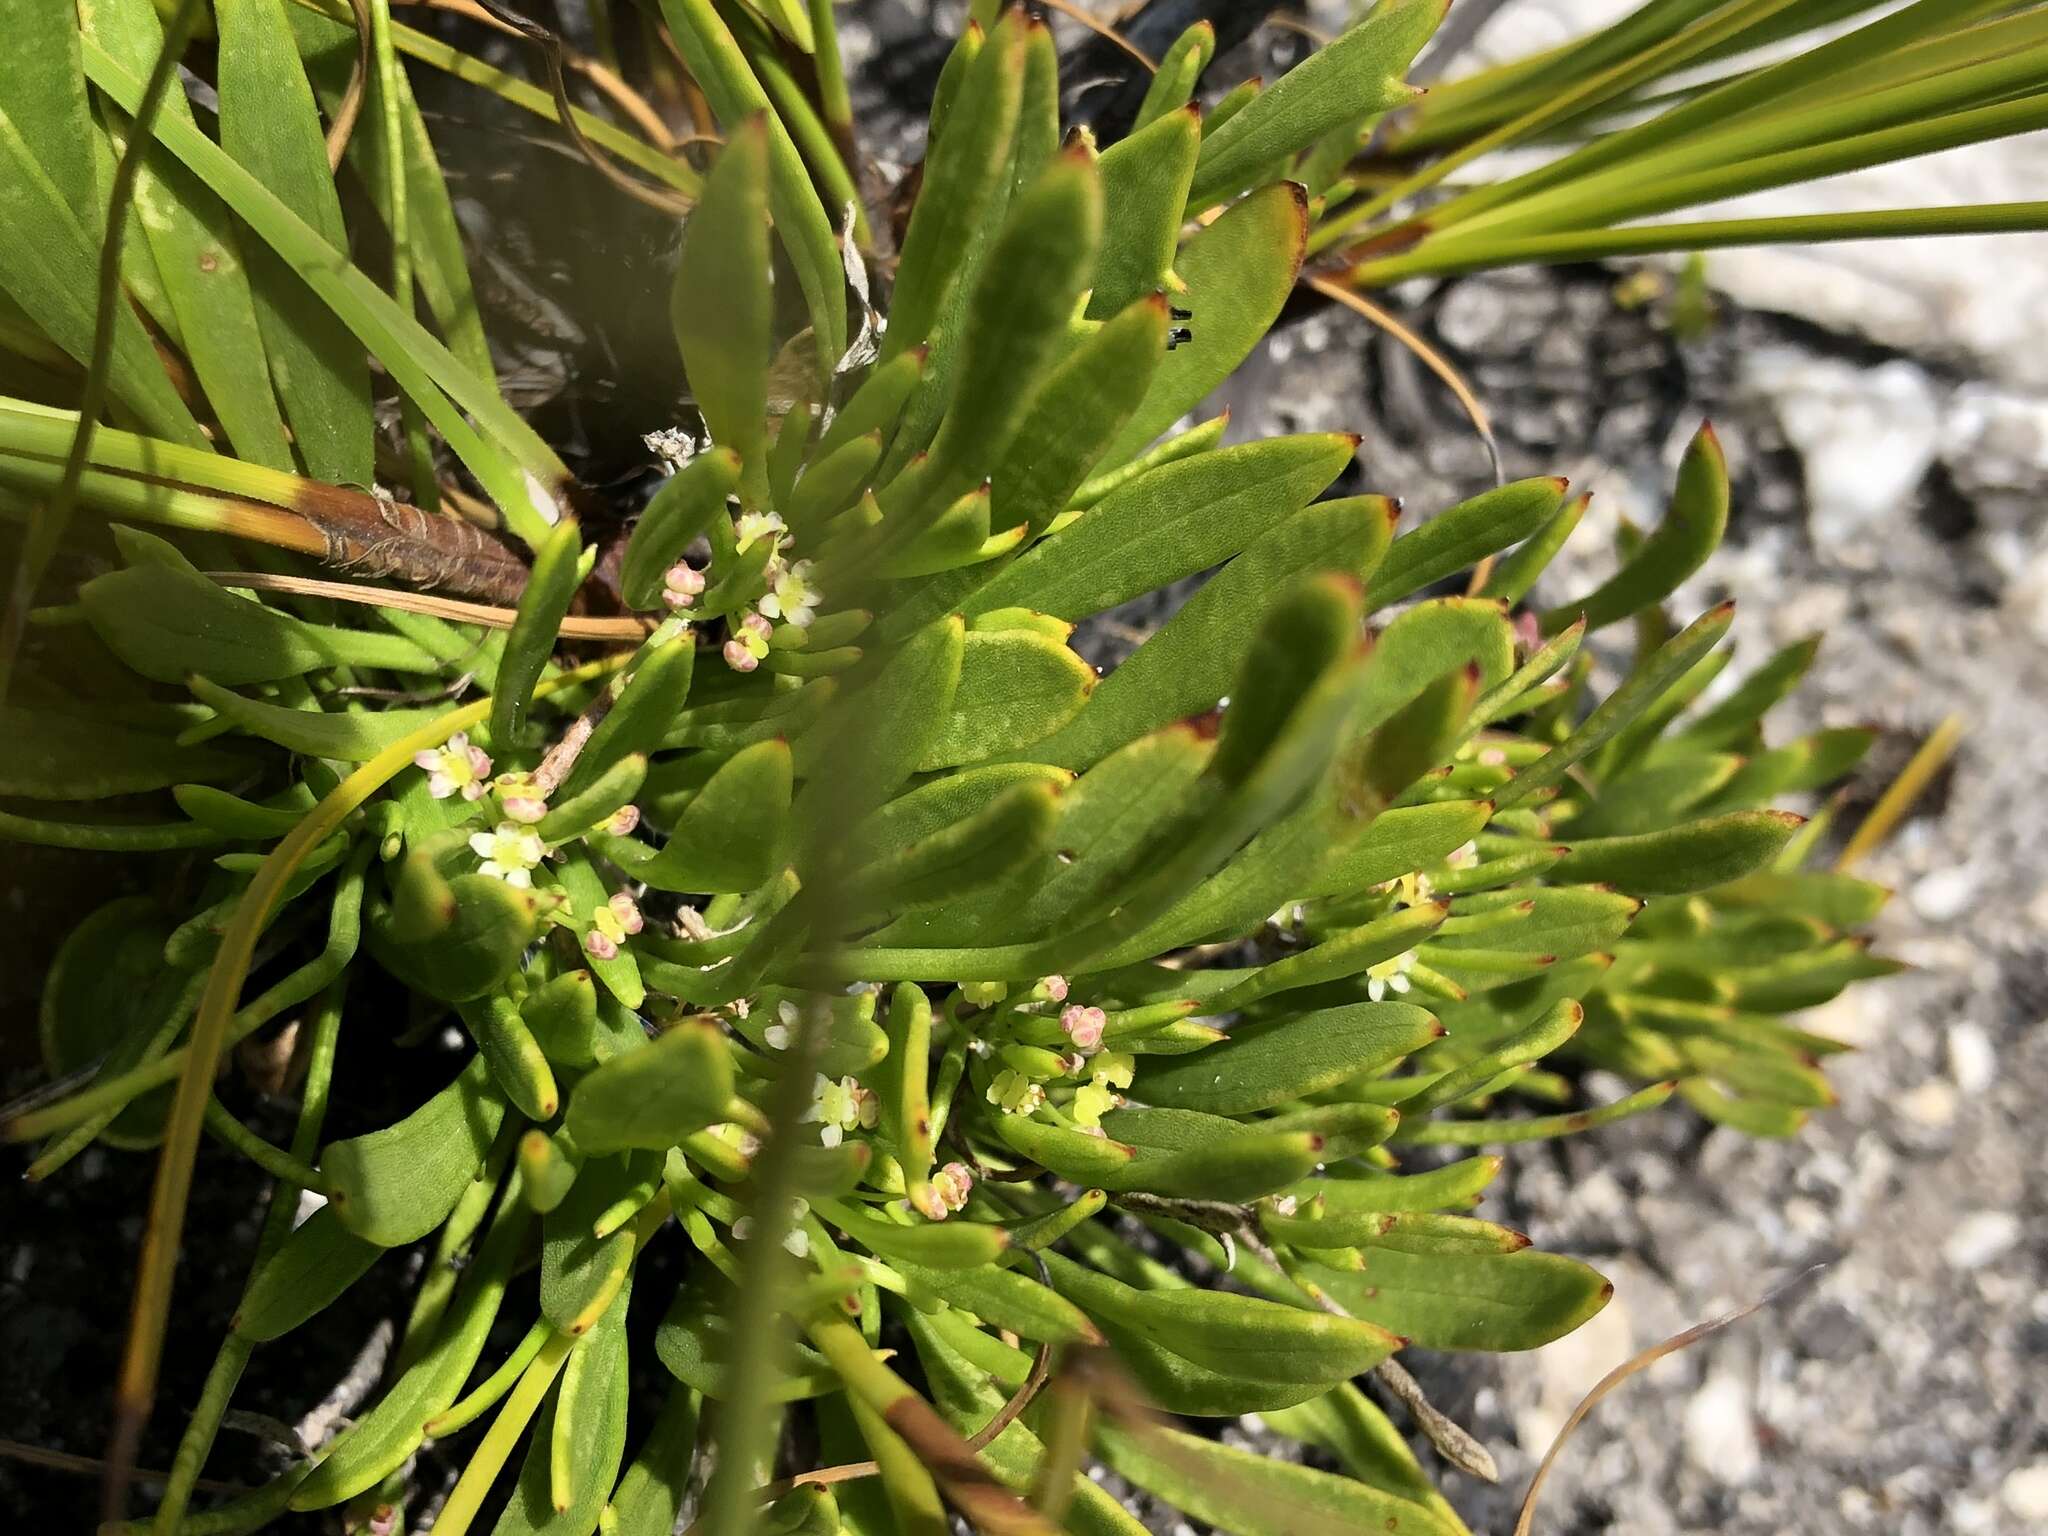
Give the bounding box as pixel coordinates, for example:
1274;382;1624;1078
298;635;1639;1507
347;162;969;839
0;1;2006;1533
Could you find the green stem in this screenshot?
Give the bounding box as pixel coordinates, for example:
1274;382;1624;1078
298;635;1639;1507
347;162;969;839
201;1098;334;1195
0;809;228;851
421;1316;553;1438
152;977;350;1534
1312;0;1807;253
1347;201;2048;286
428;1331;577;1536
808;0;856;142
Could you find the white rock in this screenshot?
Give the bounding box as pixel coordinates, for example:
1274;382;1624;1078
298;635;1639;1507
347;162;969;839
1741;352;1942;557
1910;866;1980;924
2001;1462;2048;1521
1947;1023;1997;1095
1683;1371;1760;1485
1943;1211;2021;1271
1896;1080;1956;1130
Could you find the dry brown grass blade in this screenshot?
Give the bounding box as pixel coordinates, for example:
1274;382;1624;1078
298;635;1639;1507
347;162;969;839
0;1436;242;1498
1514;1263;1828;1535
467;0;693;212
328;0;374;170
396;0;678;149
1303;272;1504;490
207;569;654;639
1040;0;1159;70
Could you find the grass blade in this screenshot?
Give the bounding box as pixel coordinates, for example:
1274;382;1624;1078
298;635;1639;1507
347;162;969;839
216;0;375;486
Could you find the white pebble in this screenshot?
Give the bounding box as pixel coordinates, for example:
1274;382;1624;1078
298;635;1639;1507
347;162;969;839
1910;866;1979;924
1897;1080;1956;1129
2002;1462;2048;1521
1943;1211;2020;1271
1947;1023;1996;1095
1682;1371;1760;1485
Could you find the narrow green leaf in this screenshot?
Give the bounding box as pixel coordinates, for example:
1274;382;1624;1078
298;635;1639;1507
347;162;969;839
1494;601;1735;809
658;0;847;368
1555;809;1803;894
1366;477;1569;610
1099;182;1310;467
989;293;1170;537
492;520;582;747
1301;1247;1612;1351
1044;1251;1400;1387
1133;21;1217;130
674;124;772;502
1138;1002;1442;1115
965;434;1357;623
876;16;1024;362
0;110;203;444
215;0;373;484
459;993;561;1122
1189;0;1440;208
290;1174;530;1508
848;780;1061;913
1544;423;1728;632
540;1156;648;1333
565;637;696;800
1090;108;1202;318
622;449;743;610
0;703;243;797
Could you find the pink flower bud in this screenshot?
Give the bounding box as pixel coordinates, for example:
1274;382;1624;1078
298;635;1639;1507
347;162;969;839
664;561;706;596
606;804;642;836
1041;974;1070;1003
742;611;774;641
1060;1004;1106;1052
584;929;618;960
723;639;760;673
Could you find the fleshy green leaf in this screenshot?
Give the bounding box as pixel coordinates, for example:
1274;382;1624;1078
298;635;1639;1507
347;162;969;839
322;1056;510;1247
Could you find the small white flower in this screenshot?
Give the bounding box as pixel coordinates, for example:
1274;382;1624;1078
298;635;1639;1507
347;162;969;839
1270;1194;1300;1217
759;558;820;628
987;1069;1045;1116
783;1227;811;1259
764;1024;791;1050
1089;1051;1133;1091
1365;950;1416;1002
470;821;544;887
734;510;787;554
807;1073;877;1146
412;731;491;801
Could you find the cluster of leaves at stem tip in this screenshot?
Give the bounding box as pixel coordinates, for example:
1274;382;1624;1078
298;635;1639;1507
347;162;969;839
3;0;2019;1533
